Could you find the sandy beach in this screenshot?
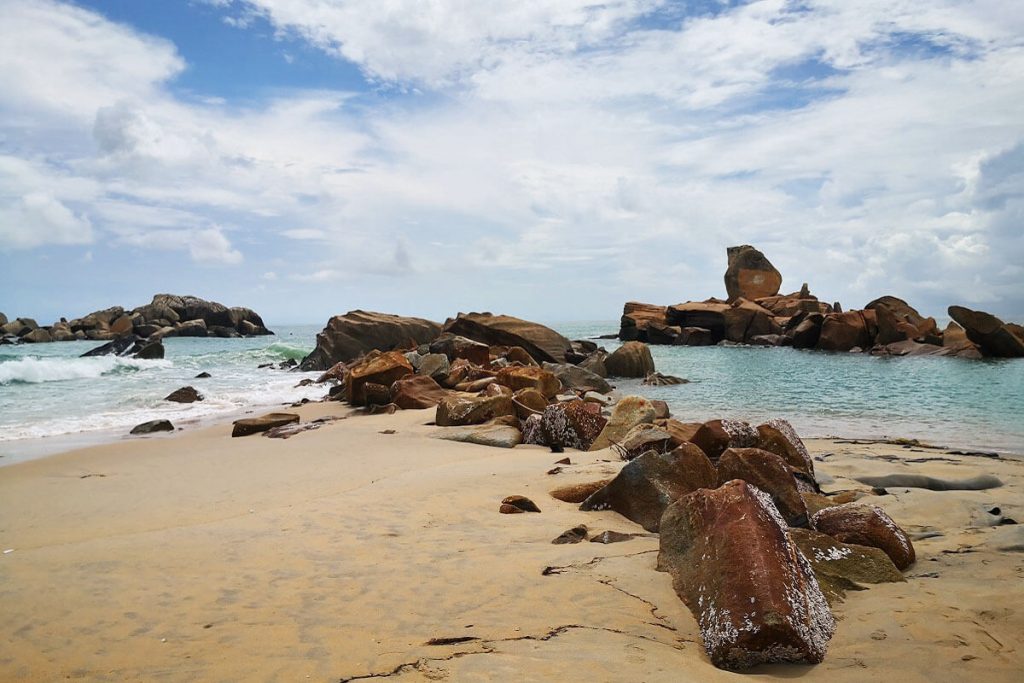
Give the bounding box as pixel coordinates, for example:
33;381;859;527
1;403;1021;682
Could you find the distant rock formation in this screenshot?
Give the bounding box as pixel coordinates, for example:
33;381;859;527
724;244;783;302
298;310;443;371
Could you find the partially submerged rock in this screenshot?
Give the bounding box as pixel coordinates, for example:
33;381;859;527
658;480;836;669
164;386;203;403
948;305;1024;358
604;341;655;378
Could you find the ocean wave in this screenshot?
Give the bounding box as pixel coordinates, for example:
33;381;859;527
0;356;172;385
262;342;312;361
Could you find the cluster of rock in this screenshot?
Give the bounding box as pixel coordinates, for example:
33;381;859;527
619;245;1024;359
0;294;272;345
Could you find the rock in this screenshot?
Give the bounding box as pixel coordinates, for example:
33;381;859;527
229;306;271;335
501;495;540;513
443;312;572;364
542;362;612;394
526;401;608;451
133;341;164;360
580;443;717;532
788;313;823;349
435;394;515;427
512;388;547;419
48;322;75;342
756;293;832;317
787;528;906;604
129;419;175;435
642;372;687;386
21;328;52;343
723;299;783;343
866;296;937;343
816;311;874;352
231;412;300;437
347;351;414;406
651;400;671;419
801;492;840;519
494;366;561;398
80;336;139;357
578;351;608;377
717;448;808;527
617;423;673;460
657;419;703;448
942;321;970;348
0;312;6;326
552;525;589;544
429;333;491;365
300;310;443;371
391;374;448;410
176;319;209;337
417;353;451;382
590;396;657;451
724;245;783;303
673;326;716;346
589;530;639;544
666;301;730;341
363;381;392;406
948;305;1024;358
549;480;613;503
811;503;915;570
689;418;759;462
756;418;815;479
435;423;522;448
109;314;134;337
604;341;655;378
619;302;669;342
853;474;1002;491
164;386;203;403
658;480;835;669
195;371;212;378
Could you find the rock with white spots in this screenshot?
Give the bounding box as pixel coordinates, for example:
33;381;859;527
811;503;916;570
658;479;836;669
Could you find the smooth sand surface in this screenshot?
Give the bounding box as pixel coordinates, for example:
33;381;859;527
1;404;1022;682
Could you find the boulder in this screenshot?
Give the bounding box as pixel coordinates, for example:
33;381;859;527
300;310;443;371
617;423;673;460
429;333;491;366
21;328;52;343
443;312;572;364
590;396;657;451
542;362;612;394
658;480;835;669
81;336;140;357
71;307;121;332
811;503;915;570
756;293;832;317
788;313;823;349
666;301;729;341
866;296;937;343
164;386;203;403
231;412;300;437
229;306;271;335
176;319;209;337
756;418;816;480
642;372;688;386
552;525;589;544
619;302;669;342
109;314;134;337
724;245;783;303
133;341;165;360
435;394;515;427
673;326;715;346
689;419;759;462
132;300;181;326
178;295;234;328
524;401;607;451
130;419;175;435
645;322;682;345
0;312;6;326
816;311;873;352
49;323;75;342
549;479;613;504
512;388;548;419
717;448;808;527
657;419;703;448
390;374;448;410
500;495;540;513
434;423;522;449
948;305;1024;358
604;341;655;378
581;443;717;532
347;351;414;406
787;528;905;605
494;366;561;398
418;353;450;382
723;299;782;343
578;351;608;377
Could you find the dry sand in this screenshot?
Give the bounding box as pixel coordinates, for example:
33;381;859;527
1;403;1022;682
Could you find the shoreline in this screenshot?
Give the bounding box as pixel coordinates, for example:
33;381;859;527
1;401;1022;680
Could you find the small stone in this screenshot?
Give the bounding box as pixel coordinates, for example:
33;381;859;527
551;525;588;544
164;386;203;403
130;419;175;435
501;495;540;513
589;530;636;544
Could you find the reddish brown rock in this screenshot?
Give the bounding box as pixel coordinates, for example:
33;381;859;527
657;419;703;448
816;311;873;352
435;394;515;427
524;401;607;451
619;302;669;342
443;312;572;364
512;387;548;419
347;351;414;406
617;423;674;460
646;322;682;345
757;292;832;317
429;333;491;366
948;305;1024;358
811;503;916;570
504;346;538;366
718;448;809;527
756;418;815;480
604;341;655;378
580;443;717;532
724;245;783;303
866;296;937;343
549;479;614;504
787;528;905;605
495;366;561;398
788;313;823;349
666;301;730;341
300;310;442;371
690;419;759;463
362;382;392;406
658;480;836;669
390;375;448;410
674;326;716;346
232;412;300;437
501;495;540;513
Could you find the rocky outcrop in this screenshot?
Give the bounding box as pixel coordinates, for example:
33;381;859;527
300;310;442;371
724;245;783;303
443;312;572;364
867;296;937;345
428;333;491;365
948;305;1024;358
604;341;655;378
658;480;835;669
618;302;669;342
816;310;875;352
811;503;916;570
580;443;718;532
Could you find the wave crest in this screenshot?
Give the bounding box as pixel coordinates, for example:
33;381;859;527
0;356;171;385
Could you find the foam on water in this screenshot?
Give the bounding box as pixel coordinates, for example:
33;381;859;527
0;355;171;385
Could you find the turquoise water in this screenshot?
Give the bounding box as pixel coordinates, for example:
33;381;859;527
2;320;1022;463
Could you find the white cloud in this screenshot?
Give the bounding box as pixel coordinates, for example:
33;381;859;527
0;191;93;249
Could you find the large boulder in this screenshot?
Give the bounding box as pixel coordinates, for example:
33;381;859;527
666;301;729;341
494;366;561;398
300;310;443;371
229;306;271;335
658;480;835;669
232;412;300;437
176;319;209;337
604;341;654;378
435;394;515;427
443;312;572;364
756;291;832;317
689;419;759;463
816;310;875;352
580;443;717;532
347;351;414;406
717;448;808;527
787;528;905;605
164;386;203;403
811;503;916;570
542;362;612;394
724;245;783;303
948;305;1024;358
390;374;448;410
619;302;669;342
590;395;657;451
81;336;140;357
787;313;824;349
21;328;52;343
434;422;522;449
723;299;783;343
428;333;491;366
756;418;816;480
522;400;607;451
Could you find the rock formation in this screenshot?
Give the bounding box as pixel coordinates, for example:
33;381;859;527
724;245;783;302
443;312;572;364
300;310;442;371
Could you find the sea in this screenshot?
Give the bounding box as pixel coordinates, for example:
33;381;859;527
1;321;1022;465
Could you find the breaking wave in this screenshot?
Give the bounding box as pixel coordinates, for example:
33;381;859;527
0;356;171;385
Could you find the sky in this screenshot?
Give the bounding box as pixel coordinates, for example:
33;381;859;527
1;0;1022;326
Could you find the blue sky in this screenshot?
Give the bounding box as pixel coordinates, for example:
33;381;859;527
1;0;1022;325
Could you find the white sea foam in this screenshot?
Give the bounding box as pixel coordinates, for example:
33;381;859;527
0;356;172;385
